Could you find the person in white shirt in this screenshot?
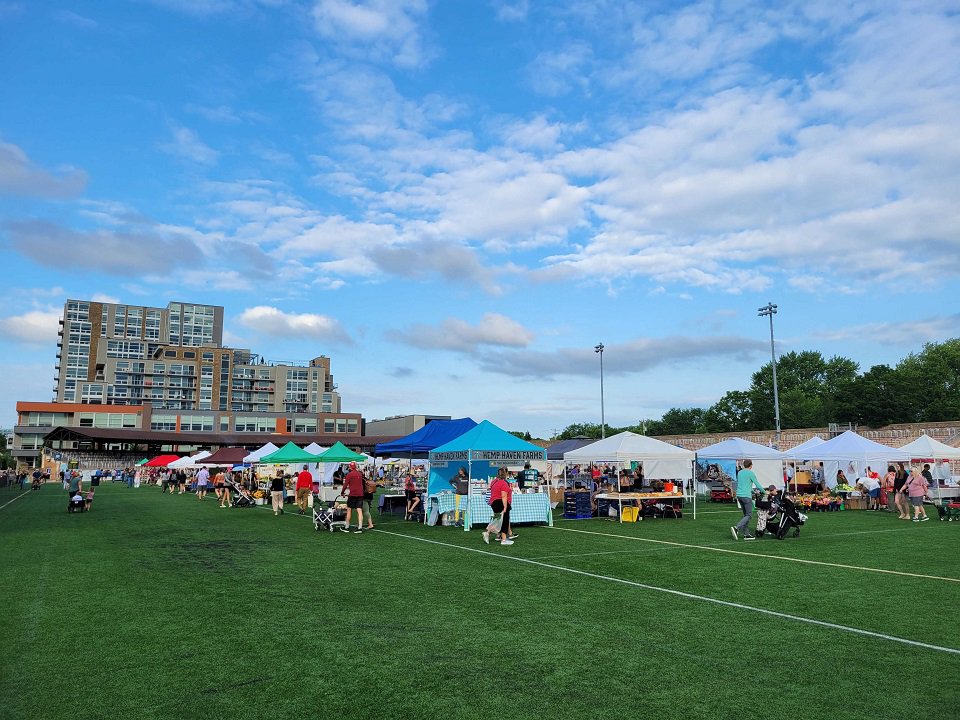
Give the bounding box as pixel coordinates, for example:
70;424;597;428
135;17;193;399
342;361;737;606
858;474;881;511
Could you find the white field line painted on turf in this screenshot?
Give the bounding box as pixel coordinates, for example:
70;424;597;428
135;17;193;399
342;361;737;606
0;490;34;511
528;546;687;561
375;528;960;656
552;526;960;583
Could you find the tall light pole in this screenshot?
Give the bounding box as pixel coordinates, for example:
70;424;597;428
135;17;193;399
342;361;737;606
757;302;781;447
594;343;605;439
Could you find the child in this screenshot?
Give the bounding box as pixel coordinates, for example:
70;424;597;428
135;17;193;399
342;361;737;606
84;489;95;511
754;485;779;537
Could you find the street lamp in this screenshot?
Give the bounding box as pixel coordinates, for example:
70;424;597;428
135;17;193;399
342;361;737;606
757;302;781;447
594;342;605;439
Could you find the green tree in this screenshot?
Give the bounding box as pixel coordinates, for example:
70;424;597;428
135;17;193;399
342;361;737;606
749;351;859;429
703;390;752;432
557;423;605;440
654;407;707;435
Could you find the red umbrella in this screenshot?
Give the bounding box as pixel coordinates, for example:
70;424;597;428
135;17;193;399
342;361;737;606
144;455;182;467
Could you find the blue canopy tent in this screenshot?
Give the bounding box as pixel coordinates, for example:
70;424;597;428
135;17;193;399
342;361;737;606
428;420;550;530
544;438;595;460
428;420;546;494
373;418;478;458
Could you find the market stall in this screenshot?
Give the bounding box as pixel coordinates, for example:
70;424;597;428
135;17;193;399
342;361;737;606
695;438;784;490
428;420;549;531
897;434;960;503
563;432;696;520
781;436;825;491
805;431;909;490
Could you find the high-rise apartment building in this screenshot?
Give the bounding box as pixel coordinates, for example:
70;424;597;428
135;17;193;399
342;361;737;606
13;298;362;466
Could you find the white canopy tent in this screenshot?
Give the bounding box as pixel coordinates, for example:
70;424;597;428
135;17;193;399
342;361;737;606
167;450;211;469
302;443;335;484
563;431;695;480
806;431;909;489
243;443;279;464
781;436;825;461
695;437;784;488
564;431;696;520
897;434;960;500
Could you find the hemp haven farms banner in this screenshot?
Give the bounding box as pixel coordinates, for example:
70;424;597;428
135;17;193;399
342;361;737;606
431;450;545;462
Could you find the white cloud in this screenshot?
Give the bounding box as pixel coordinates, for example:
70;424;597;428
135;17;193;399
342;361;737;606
388;313;535;352
312;0;430;68
491;0;528;23
0;310;60;345
237;305;352;343
51;9;98;28
90;293;120;304
0;140;87;198
161;126;219;165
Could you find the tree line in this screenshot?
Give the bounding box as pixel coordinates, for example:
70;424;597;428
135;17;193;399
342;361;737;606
553;338;960;440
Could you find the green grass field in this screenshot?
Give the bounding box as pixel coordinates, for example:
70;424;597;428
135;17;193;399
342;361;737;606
1;483;957;720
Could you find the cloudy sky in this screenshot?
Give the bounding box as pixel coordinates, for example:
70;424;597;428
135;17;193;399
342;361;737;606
1;1;959;437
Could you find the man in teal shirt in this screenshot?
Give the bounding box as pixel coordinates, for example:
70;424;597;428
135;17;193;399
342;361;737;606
731;459;765;541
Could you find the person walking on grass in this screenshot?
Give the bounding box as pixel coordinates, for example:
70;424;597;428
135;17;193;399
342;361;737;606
295;465;313;515
905;466;930;522
483;469;515;546
270;472;285;516
404;472;421;520
341;462;365;533
195;466;210;501
731;459;764;541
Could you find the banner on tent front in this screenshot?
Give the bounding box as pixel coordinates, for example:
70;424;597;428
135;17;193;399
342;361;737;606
431;461;449;468
431;450;545;462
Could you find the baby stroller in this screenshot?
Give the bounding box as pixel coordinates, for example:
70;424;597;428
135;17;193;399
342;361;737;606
228;479;256;508
766;491;807;539
755;490;807;539
313;501;348;532
67;494;86;513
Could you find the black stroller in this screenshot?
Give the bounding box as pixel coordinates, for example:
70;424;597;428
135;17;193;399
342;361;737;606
228;479;256;508
67;495;86;513
756;490;808;539
313;500;348;532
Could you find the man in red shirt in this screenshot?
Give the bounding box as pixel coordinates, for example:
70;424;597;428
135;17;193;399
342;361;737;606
341;462;366;533
295;465;313;515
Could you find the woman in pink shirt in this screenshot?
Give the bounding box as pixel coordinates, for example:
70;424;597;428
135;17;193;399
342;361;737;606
483;471;514;546
904;466;930;522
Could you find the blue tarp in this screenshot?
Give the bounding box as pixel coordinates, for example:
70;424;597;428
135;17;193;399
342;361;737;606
373;418;478;457
427;420;546;496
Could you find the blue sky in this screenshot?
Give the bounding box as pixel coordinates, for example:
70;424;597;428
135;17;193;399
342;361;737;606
1;0;959;437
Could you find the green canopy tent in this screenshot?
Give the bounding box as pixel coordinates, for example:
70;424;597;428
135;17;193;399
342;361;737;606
259;441;324;464
135;458;149;466
315;441;368;464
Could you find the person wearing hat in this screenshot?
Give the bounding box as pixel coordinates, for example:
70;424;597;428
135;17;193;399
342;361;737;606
295;464;314;515
341;462;366;533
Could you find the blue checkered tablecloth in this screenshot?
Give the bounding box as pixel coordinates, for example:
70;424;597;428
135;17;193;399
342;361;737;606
428;491;552;530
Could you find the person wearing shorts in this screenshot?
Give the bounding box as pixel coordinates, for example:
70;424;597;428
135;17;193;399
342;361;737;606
341;462;365;533
905;466;930;522
404;473;421;520
195;466;210;501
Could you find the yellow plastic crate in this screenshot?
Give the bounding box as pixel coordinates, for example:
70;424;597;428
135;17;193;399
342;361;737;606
621;506;639;522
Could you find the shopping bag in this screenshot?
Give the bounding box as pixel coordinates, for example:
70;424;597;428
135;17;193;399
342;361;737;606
489;512;503;533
